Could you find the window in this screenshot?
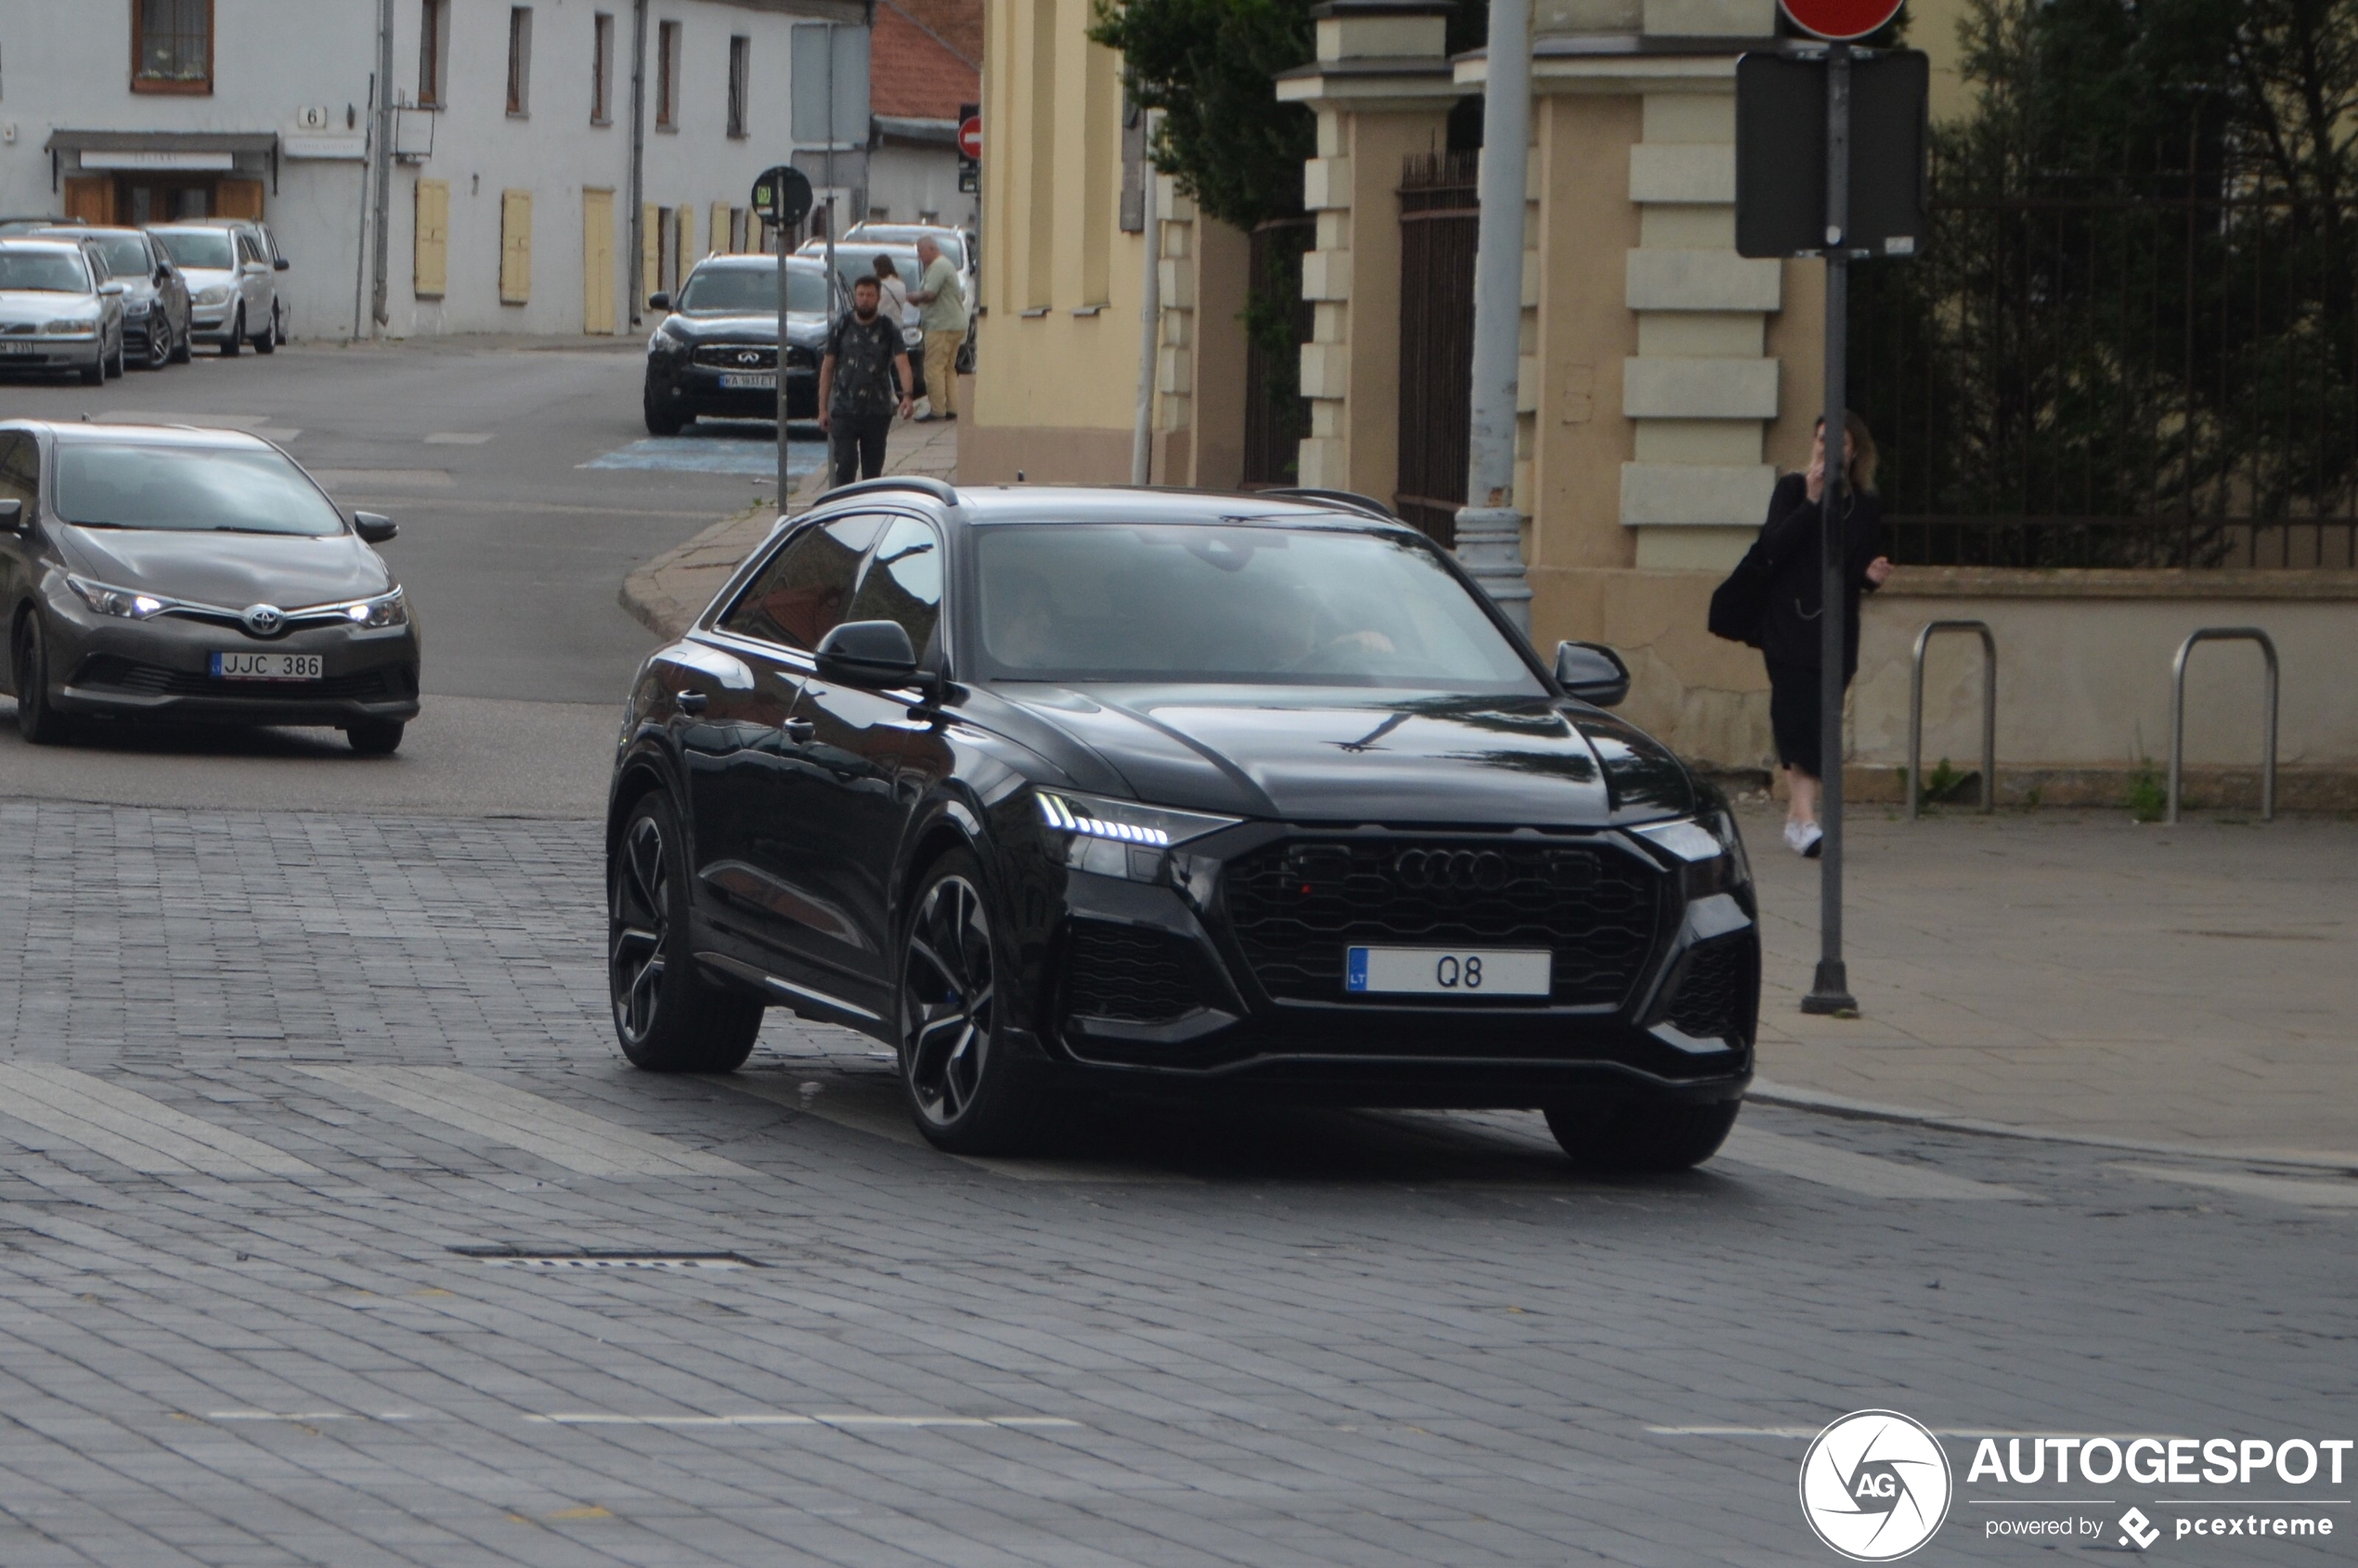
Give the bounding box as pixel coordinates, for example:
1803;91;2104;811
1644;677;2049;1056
418;0;449;108
727;35;750;138
0;434;38;516
506;6;533;116
655;21;681;130
133;0;212;93
591;12;615;124
846;518;945;662
719;515;887;652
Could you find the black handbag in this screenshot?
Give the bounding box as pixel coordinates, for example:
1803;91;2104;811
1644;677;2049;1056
1707;541;1771;649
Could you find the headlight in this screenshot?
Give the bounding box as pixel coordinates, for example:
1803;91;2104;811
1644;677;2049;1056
67;577;170;619
1035;789;1240;881
42;318;97;336
197;285;232;305
1633;810;1751;897
339;590;408;629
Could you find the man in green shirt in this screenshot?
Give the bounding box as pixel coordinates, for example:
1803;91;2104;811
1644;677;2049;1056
907;237;968;421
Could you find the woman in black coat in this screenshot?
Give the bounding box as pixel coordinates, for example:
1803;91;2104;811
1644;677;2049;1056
1756;412;1892;857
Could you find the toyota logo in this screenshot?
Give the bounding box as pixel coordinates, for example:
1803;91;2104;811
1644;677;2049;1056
241;603;285;636
737;350;762;365
1393;849;1509;892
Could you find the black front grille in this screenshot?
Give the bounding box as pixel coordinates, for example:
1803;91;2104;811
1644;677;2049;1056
1064;921;1206;1025
1222;837;1660;1007
784;344;817;369
693;343;777;370
1663;937;1753;1042
72;655;408;702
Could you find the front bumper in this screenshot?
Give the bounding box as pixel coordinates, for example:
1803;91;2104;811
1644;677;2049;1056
48;601;422;727
647;357;820;421
189;305;239;343
1019;821;1760;1108
0;340;102;372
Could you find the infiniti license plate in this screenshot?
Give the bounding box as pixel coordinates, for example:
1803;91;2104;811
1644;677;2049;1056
719;371;776;390
212;652;323;681
1345;946;1551;998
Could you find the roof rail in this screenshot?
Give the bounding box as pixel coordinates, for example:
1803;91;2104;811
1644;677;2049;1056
1258;486;1400;522
813;475;959;508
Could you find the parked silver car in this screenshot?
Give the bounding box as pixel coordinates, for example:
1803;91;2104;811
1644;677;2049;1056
149;222;279;356
0;240;127;384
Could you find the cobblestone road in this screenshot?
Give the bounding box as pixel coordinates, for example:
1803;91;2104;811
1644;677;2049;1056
0;801;2351;1566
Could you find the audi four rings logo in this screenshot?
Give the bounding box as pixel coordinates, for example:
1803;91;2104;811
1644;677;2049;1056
1799;1410;1954;1561
241;604;284;636
1393;849;1509;891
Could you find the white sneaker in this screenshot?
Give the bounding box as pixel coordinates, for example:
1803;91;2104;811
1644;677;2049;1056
1784;820;1823;857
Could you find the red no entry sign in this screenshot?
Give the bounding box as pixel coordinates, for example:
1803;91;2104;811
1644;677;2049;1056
1778;0;1902;40
956;115;982;161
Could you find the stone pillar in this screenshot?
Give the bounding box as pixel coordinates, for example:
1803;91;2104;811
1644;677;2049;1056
1147;176;1254;488
1276;0;1458;499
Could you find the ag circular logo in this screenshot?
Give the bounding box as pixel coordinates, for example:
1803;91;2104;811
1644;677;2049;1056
1799;1410;1953;1562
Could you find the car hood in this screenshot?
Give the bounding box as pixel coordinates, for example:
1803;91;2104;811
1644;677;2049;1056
0;289;98;321
175;266;236;290
991;685;1698;826
54;525;392;610
661;311;829;348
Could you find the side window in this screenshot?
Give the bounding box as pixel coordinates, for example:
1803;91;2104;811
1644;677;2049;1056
0;435;39;513
717;512;885;651
236;232;260;266
845;515;945;660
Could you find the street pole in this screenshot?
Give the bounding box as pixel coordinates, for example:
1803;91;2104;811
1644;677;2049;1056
1454;0;1535;634
776;188;793;513
1803;41;1858;1016
627;0;648;330
1130;125;1159;486
368;0;395;334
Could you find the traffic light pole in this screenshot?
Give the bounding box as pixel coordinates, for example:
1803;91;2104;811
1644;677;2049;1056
1803;41;1858;1017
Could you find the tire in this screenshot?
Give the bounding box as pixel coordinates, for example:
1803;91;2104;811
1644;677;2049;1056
105;333;124;378
253;313;276;355
77;355;103;386
141;321;168;369
170;317;193;364
221;307;242;356
643;389;686;436
12;616;70;746
1543;1096;1740;1174
273;302;287;346
608;792;764;1072
897;849;1045;1155
344;719;405;756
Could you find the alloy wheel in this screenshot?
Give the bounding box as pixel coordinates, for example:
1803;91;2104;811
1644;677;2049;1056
901;874;995;1126
609;813;670;1046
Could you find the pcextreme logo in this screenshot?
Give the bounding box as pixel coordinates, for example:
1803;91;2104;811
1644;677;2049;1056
1800;1410;1956;1562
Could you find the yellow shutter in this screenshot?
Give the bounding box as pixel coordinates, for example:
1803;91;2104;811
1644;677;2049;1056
673;206;692;282
710;200;732;255
414;179;449;298
582;188;615;333
641;203;660;304
499;189;533;305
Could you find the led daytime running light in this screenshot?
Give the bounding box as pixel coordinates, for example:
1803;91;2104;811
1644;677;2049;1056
1036;793;1172;848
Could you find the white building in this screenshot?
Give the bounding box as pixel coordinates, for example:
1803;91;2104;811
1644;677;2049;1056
0;0;865;339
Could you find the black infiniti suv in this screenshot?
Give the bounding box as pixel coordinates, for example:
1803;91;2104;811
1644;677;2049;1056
642;255;837;434
604;480;1759;1170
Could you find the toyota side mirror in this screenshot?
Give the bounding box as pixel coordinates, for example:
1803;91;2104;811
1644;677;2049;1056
814;619;919;687
353;511;398;544
647;292;670;311
0;499;21;532
1554;641;1630;708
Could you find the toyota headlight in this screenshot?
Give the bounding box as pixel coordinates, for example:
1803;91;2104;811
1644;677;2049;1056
197;284;232;305
1035;789;1239;882
340;590;408;629
1633;810;1751;898
67;577;171;619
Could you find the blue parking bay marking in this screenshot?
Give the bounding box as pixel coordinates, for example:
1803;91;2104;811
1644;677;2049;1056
581;430;825;477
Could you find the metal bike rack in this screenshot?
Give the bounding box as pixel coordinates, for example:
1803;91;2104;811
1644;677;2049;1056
1907;620;1997;820
2168;627;2278;824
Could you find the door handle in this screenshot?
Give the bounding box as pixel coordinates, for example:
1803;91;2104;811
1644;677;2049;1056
676;690;708;715
783;718;815;743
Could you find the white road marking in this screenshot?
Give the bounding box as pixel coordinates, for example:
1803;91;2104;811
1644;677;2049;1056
1717;1125;2028;1201
2113;1162;2358;1209
422;432;494;445
525;1412;1081;1429
0;1065;316;1177
1651;1426;2176;1441
724;1074;1182;1183
293;1067;752;1179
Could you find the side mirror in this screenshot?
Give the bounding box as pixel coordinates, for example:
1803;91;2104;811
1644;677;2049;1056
353;511;398;544
1554;640;1630;708
814;619;919;687
155;266;171;285
273;257;291;272
0;499;22;532
99;279;126;296
646;292;670;311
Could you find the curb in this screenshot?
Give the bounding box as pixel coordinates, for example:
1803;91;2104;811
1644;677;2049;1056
1749;1076;2358;1174
618;505;773;641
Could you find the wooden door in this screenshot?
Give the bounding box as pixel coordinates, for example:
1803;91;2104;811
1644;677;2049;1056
709;200;732;255
217;179;266;220
63;178;114;225
641;204;660;307
499;189;533;305
582;188;615;333
414;179;450;299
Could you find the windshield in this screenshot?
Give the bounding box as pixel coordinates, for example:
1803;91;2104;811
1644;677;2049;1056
89;235;149;277
974;524;1544;690
155;230;235;270
0;252;90;292
677;266;832;315
831;249;918;292
851;229;964;268
57;445;347;537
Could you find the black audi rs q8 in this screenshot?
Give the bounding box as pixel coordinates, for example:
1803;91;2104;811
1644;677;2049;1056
604;481;1759;1169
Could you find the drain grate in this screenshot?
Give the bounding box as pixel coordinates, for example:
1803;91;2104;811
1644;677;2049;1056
452;1246;752;1271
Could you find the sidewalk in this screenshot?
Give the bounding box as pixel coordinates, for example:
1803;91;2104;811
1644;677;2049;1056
619;415;959;638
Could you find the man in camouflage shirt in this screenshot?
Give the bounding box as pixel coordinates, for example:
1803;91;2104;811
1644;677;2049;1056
816;275;914;486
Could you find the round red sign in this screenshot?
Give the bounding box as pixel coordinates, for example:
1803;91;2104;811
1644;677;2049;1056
1777;0;1902;40
956;115;982;162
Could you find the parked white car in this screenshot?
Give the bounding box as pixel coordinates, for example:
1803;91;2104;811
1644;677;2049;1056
149;223;279;356
0;239;127;384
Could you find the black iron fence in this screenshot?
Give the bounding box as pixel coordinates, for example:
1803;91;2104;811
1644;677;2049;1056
1240;218;1315;488
1852;173;2358;569
1394;150;1481;546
